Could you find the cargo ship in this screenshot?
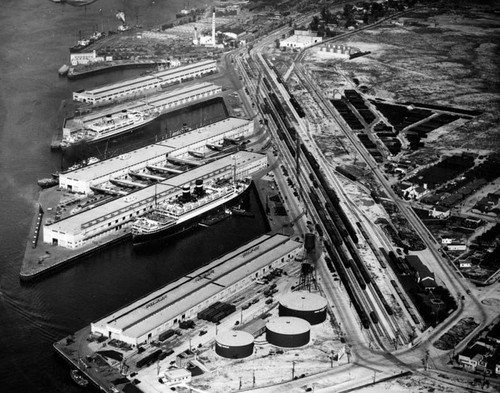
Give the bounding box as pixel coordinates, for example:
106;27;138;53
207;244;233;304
132;178;251;245
61;110;156;148
69;31;104;53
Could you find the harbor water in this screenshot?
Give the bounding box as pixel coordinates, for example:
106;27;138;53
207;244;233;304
0;1;269;391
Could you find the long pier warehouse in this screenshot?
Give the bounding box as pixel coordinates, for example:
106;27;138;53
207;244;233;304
44;151;267;249
91;234;302;346
63;82;222;142
60;117;255;195
72;60;218;105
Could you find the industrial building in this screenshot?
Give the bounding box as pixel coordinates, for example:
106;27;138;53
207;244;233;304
72;60;218;105
63;82;222;142
60;117;255;195
266;317;311;348
215;331;254;359
278;291;327;325
90;234;302;346
163;368;192;386
318;44;356;58
44;151;267;249
279;30;322;49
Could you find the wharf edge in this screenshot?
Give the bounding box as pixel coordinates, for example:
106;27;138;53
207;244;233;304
20;233;131;282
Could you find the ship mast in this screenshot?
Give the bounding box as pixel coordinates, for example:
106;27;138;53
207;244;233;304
232;154;238;189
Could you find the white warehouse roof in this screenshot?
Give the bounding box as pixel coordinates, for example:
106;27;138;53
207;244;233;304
64;117;253;183
92;234;301;340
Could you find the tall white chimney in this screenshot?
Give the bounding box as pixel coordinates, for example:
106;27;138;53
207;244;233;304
212;7;216;47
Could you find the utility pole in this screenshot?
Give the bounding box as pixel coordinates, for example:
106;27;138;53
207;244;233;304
292;361;296;380
424;350;429;370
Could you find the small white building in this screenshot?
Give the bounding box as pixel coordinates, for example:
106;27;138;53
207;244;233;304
280;30;322;49
429;205;450;219
163;368;191;386
70;51;109;66
446;243;467;252
318;43;355;59
407;184;429;200
458;260;472;268
441;237;454;245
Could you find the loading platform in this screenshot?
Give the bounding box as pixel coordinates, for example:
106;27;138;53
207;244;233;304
166;157;202;167
128;171;165;182
110;178;148;189
146;165;184;174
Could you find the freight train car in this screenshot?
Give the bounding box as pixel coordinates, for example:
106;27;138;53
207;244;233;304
289;95;306;118
371;281;393;316
263;77;272;91
324;241;370;331
325;202;348;238
348;257;367;290
345;240;371;284
323;219;342;246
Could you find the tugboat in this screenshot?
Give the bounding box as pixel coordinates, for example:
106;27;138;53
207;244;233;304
199;209;232;227
70;369;89;387
231;205;255;218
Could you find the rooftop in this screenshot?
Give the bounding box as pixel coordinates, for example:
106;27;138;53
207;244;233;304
266;317;311;335
92;234;301;339
216;331;254;347
64;117;252;182
80;60;216;97
77;82;220;125
279;291;327;312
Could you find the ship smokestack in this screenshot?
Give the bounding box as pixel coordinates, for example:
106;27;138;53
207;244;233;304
195;179;204;196
212;7;216;47
182;184;191;201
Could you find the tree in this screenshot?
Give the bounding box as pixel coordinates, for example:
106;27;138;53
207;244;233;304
343;4;354;21
309;16;320;31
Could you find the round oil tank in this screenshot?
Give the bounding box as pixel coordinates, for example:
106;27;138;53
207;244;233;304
304;233;315;251
266;317;310;348
215;331;254;359
279;291;327;325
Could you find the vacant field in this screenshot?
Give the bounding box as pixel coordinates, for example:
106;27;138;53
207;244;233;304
308;5;500;151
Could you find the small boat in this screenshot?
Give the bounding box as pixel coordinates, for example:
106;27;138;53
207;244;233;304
200;209;232;226
70;369;89;387
231;206;255;218
37;178;59;189
58;64;69;76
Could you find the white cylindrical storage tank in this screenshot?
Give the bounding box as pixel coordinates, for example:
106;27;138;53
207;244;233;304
215;331;254;359
278;291;327;325
266;317;310;348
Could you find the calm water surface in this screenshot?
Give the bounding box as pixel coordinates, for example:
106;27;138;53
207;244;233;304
0;1;268;392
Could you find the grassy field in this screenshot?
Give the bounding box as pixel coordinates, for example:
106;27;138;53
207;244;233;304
321;4;500;151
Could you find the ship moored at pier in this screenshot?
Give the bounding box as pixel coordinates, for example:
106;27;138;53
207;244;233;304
42;151;266;251
132;177;251;245
61;82;222;148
